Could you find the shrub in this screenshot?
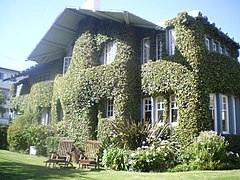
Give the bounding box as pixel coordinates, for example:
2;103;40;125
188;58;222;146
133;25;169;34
7;115;31;153
224;134;240;154
97;118;116;146
174;131;240;171
101;145;128;171
128;141;175;172
111;119;147;150
0;124;8;149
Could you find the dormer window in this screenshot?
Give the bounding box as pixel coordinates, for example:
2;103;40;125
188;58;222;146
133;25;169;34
63;57;71;74
142;37;150;63
169;29;176;55
103;41;117;65
205;37;210;50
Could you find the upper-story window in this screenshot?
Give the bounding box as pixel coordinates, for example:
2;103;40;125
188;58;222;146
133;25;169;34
106;99;114;118
156;34;162;60
0;73;3;79
142;37;150;64
169;29;176;55
219;46;223;54
205;37;210;50
213;42;217;52
103;41;117;65
63;57;71;74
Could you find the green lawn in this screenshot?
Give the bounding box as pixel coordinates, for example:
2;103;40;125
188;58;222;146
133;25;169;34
1;150;240;180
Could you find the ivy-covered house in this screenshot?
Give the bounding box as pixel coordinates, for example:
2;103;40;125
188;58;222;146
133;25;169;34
10;7;240;143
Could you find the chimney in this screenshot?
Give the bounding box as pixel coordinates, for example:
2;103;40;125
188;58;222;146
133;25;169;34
81;0;100;11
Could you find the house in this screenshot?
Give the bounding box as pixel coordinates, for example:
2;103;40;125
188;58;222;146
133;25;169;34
10;5;240;143
0;67;19;124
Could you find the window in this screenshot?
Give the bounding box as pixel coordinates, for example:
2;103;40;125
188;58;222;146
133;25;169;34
213;42;217;52
143;97;152;125
106;99;114;118
205;37;210;50
142;37;150;63
156;34;162;60
209;94;216;130
170;95;178;124
0;73;3;79
219;46;223;54
40;108;50;125
104;42;117;64
222;95;229;133
156;96;165;124
169;29;176;55
63;57;71;74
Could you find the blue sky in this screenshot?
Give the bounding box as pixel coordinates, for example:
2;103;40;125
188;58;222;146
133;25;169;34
1;0;240;71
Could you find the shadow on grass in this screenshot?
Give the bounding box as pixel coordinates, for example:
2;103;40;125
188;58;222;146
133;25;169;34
0;161;105;180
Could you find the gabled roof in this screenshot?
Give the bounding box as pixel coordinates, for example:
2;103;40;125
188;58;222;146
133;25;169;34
27;8;163;64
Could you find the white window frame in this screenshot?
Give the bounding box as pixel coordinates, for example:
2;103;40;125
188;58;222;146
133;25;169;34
205;37;210;50
143;97;152;125
209;93;217;131
142;37;150;64
156;96;165;125
40;108;50;125
170;95;178;126
221;95;229;134
169;29;176;55
106;99;114;118
213;42;217;52
104;41;117;65
156;34;162;60
219;46;223;54
63;57;71;74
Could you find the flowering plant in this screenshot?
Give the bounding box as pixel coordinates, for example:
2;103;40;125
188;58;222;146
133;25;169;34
128;140;175;172
175;131;239;170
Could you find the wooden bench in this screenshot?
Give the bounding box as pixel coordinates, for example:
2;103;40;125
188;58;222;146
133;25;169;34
45;139;74;168
77;140;101;170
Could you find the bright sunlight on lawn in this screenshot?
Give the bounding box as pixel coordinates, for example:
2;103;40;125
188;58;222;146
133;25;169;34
0;150;240;180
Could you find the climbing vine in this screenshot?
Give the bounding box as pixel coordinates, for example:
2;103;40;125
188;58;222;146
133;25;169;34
11;12;240;145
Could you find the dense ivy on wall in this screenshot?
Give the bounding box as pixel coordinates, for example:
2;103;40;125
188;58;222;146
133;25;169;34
142;12;240;144
11;12;240;145
49;18;147;142
11;81;53;123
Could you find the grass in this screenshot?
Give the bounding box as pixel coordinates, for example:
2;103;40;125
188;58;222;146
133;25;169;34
1;150;240;180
